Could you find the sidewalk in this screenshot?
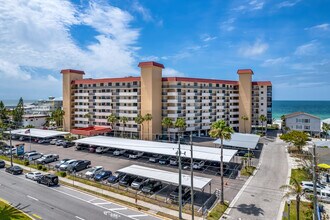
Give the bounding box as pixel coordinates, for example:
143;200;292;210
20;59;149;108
4;160;201;220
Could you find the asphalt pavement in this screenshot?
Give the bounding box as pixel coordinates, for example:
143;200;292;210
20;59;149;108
0;169;160;220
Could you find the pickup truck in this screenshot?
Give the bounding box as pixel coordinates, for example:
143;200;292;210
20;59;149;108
36;154;59;164
67;160;91;172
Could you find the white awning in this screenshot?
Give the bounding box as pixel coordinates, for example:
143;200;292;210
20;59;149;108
213;133;260;149
118;165;212;190
5;128;69;138
74;136;237;163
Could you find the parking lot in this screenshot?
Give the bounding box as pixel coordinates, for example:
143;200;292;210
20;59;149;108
7;138;250;209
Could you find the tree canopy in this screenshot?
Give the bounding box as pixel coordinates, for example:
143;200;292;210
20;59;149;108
280;130;309;152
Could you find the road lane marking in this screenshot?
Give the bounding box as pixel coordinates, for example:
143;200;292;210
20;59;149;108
128;214;148;218
27;195;39;201
75;216;85;220
109;207;127;211
32;213;42;219
94;202;112;205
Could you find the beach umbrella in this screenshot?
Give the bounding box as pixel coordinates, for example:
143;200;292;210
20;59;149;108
318;163;330;169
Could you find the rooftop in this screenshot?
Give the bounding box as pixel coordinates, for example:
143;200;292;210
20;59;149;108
284;112;320;120
71;126;112;136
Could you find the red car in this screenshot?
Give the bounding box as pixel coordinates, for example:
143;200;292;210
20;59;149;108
89;146;97;153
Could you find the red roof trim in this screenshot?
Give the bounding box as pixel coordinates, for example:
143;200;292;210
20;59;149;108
252;81;272;86
61;69;85;75
71;126;112;136
162;77;239;85
73;77;141;85
138;61;165;69
237;69;253;75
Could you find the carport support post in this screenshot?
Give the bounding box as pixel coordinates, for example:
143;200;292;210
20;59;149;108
312;143;318;220
190;133;194;220
178;136;183;220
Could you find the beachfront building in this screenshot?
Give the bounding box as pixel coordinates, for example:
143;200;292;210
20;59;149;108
22;114;48;128
284;112;321;135
61;61;272;140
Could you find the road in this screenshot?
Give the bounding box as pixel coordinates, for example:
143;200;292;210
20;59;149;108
225;138;288;220
0;169;159;220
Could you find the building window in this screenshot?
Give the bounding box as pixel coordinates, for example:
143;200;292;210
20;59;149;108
304;126;310;130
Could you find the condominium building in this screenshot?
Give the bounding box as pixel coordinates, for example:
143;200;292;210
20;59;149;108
61;61;272;140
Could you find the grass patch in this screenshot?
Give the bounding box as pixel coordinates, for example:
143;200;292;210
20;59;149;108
207;202;228;220
290;168;312;184
156;211;180;220
0;199;32;220
0;155;47;171
283;200;313;220
240;166;256;176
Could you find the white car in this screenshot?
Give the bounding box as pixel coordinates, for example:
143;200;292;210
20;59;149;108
193;161;205;170
59;159;77;171
113;149;126;156
24;152;43;161
25;172;43;181
50;139;57;145
301;181;330;192
129;151;144;159
85;166;104;178
95;147;109;154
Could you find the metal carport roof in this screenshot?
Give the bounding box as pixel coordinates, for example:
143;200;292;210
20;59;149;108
6;128;69;138
74;136;237;163
118;165;212;190
213;133;260;149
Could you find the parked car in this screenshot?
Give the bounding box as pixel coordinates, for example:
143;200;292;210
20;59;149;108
170;157;178;166
4;148;17;156
37;174;59;186
113;149;126;156
159;156;170;165
38;139;51;144
107;172;126;184
67;160;91;172
0;160;5;168
59;159;77;171
193;161;205;170
5;166;23;175
62;141;74;148
50;139;57;145
236;150;254;157
25;171;43;180
55;159;71;169
94;170;112;182
24;152;43;161
169;186;191;203
131;177;148;190
75;144;89;151
129;151;144;159
95;147;110;154
56;140;64;146
89;146;97;153
149;154;162;163
119;175;137;186
19;136;26;141
301;181;330;192
36;154;59;164
85;166;104;178
141;180;162;194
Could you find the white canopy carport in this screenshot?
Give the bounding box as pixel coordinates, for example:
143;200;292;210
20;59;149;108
6;128;69;138
118;165;212;190
74;136;237;163
213;133;260;149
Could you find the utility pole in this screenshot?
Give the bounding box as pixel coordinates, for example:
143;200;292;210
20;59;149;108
312;143;318;220
9;128;13;166
190;133;194;220
178;136;183;220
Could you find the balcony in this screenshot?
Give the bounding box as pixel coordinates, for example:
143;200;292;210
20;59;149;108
186;113;195;117
216;106;224;110
167;106;179;111
167;113;178;118
167;92;178;96
202;106;210;110
74;99;89;103
119;99;138;103
230;93;239;97
202;112;211;117
74;123;86;128
74;111;87;115
202;119;211;123
74;117;88;122
94;118;108;123
95;92;112;96
186;106;195;110
94;112;111;116
117;127;138;132
118;106;138;111
95;99;111;103
201;125;210;130
74;92;89;97
167;99;178;103
94;105;112;110
216;93;224;97
168;128;179;132
230;105;239;109
230;99;239;103
186;99;195;103
202;93;210;96
74;105;89;109
119;92;138;96
202;99;210;103
186;126;196;131
186;120;195;124
118;113;137;118
186;92;195;96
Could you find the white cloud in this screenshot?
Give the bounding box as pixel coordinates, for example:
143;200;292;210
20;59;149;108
220;18;236;32
0;59;31;80
140;55;159;61
261;57;288;66
294;41;318;56
249;0;264;10
131;1;153;22
239;40;269;57
305;23;330;31
201;34;217;42
47;75;58;82
163;68;185;77
277;0;301;8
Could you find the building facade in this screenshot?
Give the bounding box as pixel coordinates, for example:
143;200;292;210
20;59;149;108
22;114;47;128
284;112;321;135
61;61;272;140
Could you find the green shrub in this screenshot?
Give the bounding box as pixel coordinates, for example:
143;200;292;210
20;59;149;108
58;171;67;177
42;167;47;171
24;160;29;166
37;164;43;170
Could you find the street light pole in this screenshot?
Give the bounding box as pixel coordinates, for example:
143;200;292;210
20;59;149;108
9;128;13;166
178;136;183;220
287;199;291;220
312;144;318;220
190;133;194;220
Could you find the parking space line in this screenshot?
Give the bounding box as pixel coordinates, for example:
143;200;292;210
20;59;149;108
109;207;127;211
75;216;85;220
128;214;148;218
94;202;112;205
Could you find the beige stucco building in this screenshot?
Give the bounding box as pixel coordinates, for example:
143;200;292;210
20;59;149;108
61;61;272;140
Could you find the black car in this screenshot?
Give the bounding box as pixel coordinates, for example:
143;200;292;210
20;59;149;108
0;160;5;168
141;180;162;194
169;186;191;203
62;141;75;148
5;166;23;175
67;160;91;172
119;175;136;186
149;154;161;163
107;172;126;184
158;156;170;165
94;170;112;182
37;174;59;186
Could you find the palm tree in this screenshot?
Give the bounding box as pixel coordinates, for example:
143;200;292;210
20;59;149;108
280;178;304;220
84;113;92;127
259;115;267;135
144;113;152;140
175;118;186;137
209;120;234;204
120;116;128;137
134;114;145;140
107;113;118;137
241;115;249;133
162;117;173;142
322;122;330;140
0;203;28;220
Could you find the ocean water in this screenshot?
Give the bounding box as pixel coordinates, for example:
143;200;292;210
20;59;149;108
1;99;37;107
273;100;330;120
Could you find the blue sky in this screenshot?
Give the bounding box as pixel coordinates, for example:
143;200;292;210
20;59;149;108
0;0;329;101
